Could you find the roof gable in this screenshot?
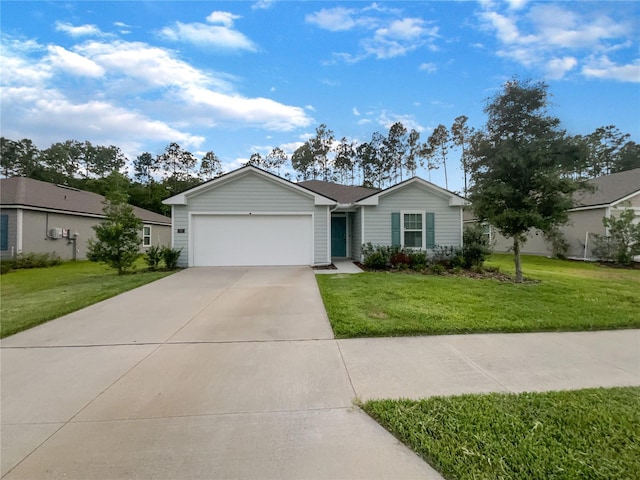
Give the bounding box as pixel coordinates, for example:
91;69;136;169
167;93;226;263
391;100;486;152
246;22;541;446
0;177;171;224
357;177;467;207
572;168;640;209
163;166;335;206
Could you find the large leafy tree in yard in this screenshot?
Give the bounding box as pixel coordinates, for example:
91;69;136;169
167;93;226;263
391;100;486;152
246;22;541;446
87;190;142;274
468;78;586;282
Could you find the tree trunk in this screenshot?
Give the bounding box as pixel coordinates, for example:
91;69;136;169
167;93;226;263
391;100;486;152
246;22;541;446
513;236;523;283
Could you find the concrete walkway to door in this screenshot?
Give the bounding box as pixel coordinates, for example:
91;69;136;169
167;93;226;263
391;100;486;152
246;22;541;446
1;267;440;479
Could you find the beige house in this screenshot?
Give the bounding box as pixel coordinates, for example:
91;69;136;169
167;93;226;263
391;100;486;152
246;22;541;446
464;168;640;260
0;177;171;261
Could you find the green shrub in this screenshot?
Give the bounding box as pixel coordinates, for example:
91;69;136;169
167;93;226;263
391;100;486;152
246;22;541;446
409;251;428;270
362;243;395;270
144;245;163;271
591;205;640;266
12;252;62;269
462;224;493;268
430;245;464;269
543;226;569;260
1;260;14;274
161;246;182;270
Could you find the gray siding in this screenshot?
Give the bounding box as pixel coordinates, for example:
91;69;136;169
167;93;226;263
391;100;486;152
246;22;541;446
350;209;362;261
172;171;328;267
363;184;463;248
0;208;17;260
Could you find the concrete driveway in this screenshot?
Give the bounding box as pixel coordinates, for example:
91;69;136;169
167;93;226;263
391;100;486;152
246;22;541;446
1;267;440;479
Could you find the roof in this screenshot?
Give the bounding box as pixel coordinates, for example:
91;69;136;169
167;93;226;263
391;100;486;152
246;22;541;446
163;166;336;206
0;177;171;225
572;168;640;208
296;180;379;204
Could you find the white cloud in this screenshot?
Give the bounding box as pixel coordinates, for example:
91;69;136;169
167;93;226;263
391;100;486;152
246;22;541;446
160;22;256;51
582;56;640;82
47;45;104;77
352;107;361;116
477;2;637;81
54;21;103;37
308;5;439;61
419;62;437;73
306;7;358;32
376;111;424;132
545;56;577;80
206;11;240;27
252;0;276;11
160;12;257;51
1;35;314;157
1;86;203;150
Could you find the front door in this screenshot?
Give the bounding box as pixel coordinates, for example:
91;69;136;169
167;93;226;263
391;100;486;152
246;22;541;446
331;216;347;257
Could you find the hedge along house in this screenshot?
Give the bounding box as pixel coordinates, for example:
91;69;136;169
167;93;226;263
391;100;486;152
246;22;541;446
0;177;172;261
162;166;467;267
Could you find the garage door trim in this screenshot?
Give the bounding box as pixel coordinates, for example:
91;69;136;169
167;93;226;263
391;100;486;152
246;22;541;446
188;211;315;267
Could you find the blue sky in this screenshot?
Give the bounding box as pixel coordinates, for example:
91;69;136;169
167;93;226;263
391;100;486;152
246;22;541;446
2;0;639;192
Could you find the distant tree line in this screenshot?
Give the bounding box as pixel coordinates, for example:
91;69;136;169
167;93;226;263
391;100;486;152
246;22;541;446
1;117;638;216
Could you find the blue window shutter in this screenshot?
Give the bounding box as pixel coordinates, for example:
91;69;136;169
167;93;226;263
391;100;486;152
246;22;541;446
391;212;401;247
426;212;435;248
0;215;8;251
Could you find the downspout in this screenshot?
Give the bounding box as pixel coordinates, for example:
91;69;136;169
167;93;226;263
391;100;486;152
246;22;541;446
584;232;589;261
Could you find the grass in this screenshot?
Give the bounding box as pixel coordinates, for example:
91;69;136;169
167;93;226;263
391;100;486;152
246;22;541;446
0;260;175;338
316;254;640;338
362;387;640;480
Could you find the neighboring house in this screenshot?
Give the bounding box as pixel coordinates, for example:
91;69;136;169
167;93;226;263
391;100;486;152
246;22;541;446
463;167;640;259
162;165;467;267
0;177;172;261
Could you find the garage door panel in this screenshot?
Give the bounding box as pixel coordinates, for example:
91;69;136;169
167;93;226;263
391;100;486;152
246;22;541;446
192;215;312;266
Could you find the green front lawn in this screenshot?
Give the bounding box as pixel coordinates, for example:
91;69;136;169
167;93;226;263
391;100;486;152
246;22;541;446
0;260;175;338
363;387;640;480
316;254;640;338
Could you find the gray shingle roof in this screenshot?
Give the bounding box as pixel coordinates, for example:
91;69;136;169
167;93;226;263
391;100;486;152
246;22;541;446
573;168;640;208
0;177;171;225
297;180;379;203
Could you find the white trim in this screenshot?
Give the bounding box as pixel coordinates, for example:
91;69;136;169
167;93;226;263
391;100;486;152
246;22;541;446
612;190;640;206
163;166;336;206
326;206;332;264
459;209;463;247
16;208;23;253
170;206;175;248
188;211;316;267
142;225;152;247
361;206;366;259
400;210;426;249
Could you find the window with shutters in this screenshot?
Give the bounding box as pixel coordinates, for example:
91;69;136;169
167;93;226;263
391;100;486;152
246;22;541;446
392;211;435;249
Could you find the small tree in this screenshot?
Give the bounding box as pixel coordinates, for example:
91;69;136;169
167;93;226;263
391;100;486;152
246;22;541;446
468;78;587;282
591;205;640;265
87;191;142;274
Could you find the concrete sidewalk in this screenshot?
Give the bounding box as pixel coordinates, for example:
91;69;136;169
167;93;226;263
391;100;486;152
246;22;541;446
339;329;640;400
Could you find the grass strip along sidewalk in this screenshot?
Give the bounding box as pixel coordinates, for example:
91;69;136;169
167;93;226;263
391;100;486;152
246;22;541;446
363;386;640;480
316;254;640;338
1;260;175;338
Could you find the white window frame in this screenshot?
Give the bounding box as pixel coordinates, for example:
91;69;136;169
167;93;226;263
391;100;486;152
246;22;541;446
142;225;152;247
401;210;426;249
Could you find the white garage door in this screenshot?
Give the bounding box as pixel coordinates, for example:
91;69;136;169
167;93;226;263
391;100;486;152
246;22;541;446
192;214;313;266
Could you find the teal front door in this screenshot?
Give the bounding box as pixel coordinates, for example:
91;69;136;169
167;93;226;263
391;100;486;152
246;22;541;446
331;216;347;257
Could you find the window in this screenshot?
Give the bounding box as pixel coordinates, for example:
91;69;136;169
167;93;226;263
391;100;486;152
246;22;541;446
392;212;435;249
142;225;151;247
0;214;8;251
403;213;423;248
